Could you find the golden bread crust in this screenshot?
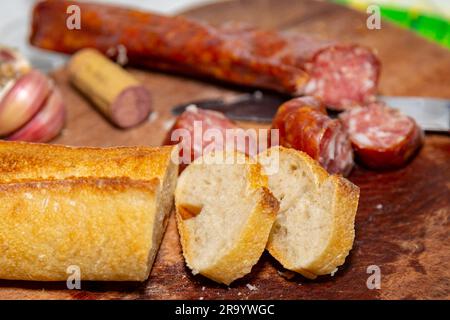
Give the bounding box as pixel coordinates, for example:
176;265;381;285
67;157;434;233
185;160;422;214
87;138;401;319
0;178;159;281
262;146;359;279
0;140;175;182
0;141;179;281
175;151;279;285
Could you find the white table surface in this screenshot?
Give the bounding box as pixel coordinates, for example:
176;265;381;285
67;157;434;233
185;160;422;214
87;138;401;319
0;0;219;71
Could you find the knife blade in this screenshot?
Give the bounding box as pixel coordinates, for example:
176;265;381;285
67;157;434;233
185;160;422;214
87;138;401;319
377;96;449;133
171;92;450;133
171;91;287;123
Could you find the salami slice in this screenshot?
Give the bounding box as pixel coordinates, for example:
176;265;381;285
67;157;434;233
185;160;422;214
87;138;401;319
302;44;380;110
339;102;424;169
30;0;380;110
272;97;354;176
164;106;255;168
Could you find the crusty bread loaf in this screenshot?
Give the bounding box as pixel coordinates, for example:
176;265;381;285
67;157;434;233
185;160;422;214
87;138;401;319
175;151;279;285
258;146;359;279
0;140;175;182
0;177;159;281
0;141;178;281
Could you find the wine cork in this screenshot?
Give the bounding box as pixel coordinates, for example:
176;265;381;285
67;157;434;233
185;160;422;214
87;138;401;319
68;48;151;128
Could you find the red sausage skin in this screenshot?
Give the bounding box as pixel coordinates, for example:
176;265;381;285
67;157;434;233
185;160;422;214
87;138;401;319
272;97;354;176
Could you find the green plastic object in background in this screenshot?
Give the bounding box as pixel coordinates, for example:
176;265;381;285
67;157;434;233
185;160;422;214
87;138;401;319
333;0;450;49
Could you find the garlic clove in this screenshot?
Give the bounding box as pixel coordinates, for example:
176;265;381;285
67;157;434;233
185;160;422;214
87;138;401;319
0;70;52;136
7;88;65;143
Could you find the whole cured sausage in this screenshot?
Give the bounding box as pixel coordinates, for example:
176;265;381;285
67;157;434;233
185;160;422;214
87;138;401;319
339;102;424;169
272;97;354;176
30;0;380;110
164;106;256;167
218;24;380;110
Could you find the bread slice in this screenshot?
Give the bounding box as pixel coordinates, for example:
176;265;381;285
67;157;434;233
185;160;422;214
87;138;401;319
258;146;359;279
0;141;179;281
175;151;279;285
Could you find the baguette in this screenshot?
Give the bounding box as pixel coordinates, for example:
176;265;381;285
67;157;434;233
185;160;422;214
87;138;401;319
0;141;178;281
175;151;279;285
0;140;175;182
258;146;359;279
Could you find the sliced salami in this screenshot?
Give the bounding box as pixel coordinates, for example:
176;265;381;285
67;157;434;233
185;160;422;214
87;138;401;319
302;44;380;111
339;102;424;169
164;106;255;168
272;97;354;176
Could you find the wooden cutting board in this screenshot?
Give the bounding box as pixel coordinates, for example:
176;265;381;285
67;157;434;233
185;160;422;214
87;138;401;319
1;0;449;300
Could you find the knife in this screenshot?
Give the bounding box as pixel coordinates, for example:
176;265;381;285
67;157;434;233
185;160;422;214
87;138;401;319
171;91;450;133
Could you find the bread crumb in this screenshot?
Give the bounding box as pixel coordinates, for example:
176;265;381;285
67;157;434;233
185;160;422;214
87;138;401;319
148;111;159;123
330;268;338;277
237;292;242;296
199;297;204;300
277;270;296;280
376;204;383;210
201;286;205;291
246;284;257;291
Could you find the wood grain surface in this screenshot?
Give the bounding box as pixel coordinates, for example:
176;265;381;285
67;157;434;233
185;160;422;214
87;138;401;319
0;0;449;299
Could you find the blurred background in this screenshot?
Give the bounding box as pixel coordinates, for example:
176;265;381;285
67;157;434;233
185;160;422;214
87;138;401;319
1;0;449;71
334;0;450;48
